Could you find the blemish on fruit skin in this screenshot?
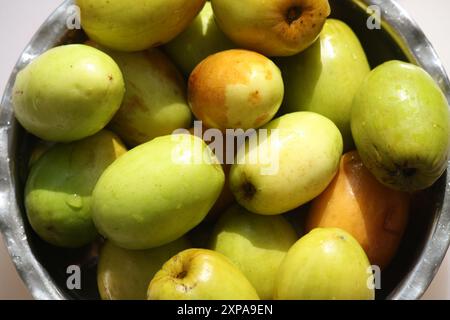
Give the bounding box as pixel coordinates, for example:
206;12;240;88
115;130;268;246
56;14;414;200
254;113;270;127
121;94;147;113
108;74;113;81
178;282;197;293
248;90;260;105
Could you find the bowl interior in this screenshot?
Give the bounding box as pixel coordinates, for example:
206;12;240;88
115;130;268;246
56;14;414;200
6;0;448;300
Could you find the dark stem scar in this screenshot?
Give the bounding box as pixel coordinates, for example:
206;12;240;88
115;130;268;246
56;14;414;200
176;270;187;279
286;6;302;25
242;181;257;200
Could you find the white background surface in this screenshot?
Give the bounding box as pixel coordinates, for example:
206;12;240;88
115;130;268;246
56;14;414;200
0;0;449;300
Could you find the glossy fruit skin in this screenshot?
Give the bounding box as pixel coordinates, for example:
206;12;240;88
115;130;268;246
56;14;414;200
351;60;450;192
230;112;343;215
90;44;192;146
148;249;260;300
164;2;235;75
306;151;410;269
211;0;330;56
13;45;125;142
97;237;190;300
274;228;375;300
278;19;371;149
25;130;127;248
188;49;284;131
210;205;298;299
76;0;206;52
92;134;225;250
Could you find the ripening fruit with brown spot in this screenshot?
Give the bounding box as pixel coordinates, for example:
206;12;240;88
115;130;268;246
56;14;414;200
306;151;410;269
188;49;284;131
211;0;331;56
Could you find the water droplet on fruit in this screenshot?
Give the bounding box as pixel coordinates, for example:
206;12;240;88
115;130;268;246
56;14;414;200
66;194;83;209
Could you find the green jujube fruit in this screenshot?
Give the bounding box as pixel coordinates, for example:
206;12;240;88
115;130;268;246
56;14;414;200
97;237;190;300
92;134;225;250
25;130;127;247
164;1;235;75
76;0;206;52
210;205;298;299
148;249;260;300
230;112;343;215
89;44;192;146
274;228;374;300
13;44;125;142
351;60;450;192
278;19;371;149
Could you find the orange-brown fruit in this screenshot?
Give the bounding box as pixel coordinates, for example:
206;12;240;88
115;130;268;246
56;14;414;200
211;0;331;56
306;151;410;269
188;49;284;131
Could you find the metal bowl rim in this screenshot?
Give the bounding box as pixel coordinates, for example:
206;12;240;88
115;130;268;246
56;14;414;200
0;0;449;300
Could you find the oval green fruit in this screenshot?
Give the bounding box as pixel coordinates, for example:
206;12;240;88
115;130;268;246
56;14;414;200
13;44;125;142
274;228;374;300
77;0;206;52
92;134;225;250
25;130;127;248
97;237;190;300
351;60;450;191
210;205;297;299
148;249;260;300
164;1;235;75
90;44;192;146
278;19;371;149
230;111;343;215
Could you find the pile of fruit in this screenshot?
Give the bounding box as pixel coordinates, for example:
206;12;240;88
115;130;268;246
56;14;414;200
11;0;449;300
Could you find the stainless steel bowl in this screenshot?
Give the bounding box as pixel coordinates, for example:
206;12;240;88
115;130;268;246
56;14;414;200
1;0;449;300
